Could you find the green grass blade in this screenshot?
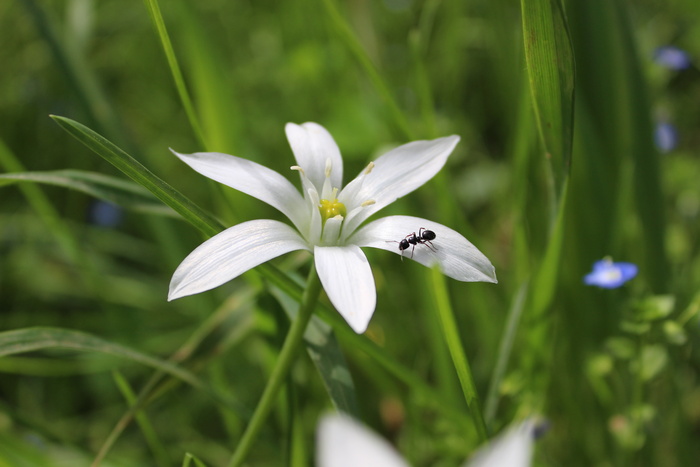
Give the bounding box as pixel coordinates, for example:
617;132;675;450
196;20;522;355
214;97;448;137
319;0;413;139
19;0;126;147
615;3;669;291
0;169;177;218
50;115;223;237
171;0;241;154
484;281;529;424
182;453;209;467
565;0;668;289
0;138;82;263
531;180;569;314
0;327;207;394
143;0;208;149
112;370;171;467
428;267;488;440
520;0;575;204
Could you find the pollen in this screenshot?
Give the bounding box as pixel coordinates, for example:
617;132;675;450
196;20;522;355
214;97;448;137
319;198;347;223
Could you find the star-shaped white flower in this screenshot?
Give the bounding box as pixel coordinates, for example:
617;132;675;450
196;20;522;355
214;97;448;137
169;122;496;333
316;413;537;467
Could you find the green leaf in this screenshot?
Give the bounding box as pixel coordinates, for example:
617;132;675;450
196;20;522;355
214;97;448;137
635;295;675;322
50;115;223;237
637;344;668;381
0;169;177;217
520;0;575;202
605;336;635;360
662;321;687;346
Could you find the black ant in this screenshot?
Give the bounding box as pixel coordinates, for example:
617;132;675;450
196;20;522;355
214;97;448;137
391;227;437;260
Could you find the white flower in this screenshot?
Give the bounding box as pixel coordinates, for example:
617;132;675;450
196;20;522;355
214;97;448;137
168;122;496;333
316;413;537;467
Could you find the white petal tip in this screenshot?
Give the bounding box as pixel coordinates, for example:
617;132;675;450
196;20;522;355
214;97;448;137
349;319;369;334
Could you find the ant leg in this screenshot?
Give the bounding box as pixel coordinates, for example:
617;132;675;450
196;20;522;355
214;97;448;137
423;240;438;252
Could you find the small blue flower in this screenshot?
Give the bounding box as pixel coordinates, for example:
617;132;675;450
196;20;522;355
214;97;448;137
653;46;691;70
654;121;678;153
89;200;124;228
584;258;638;289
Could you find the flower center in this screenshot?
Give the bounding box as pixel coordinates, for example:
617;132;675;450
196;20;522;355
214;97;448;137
601;269;622;282
319;197;347;223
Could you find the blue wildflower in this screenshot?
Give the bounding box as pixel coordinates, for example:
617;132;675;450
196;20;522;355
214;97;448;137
653;46;691;70
89;200;124;228
584;258;638;289
654;121;678;153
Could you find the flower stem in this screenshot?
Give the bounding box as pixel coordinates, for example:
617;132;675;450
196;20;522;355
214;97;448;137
227;265;322;467
428;267;489;441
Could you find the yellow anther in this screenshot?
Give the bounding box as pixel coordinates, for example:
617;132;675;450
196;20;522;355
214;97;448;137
319;198;347;223
364;162;375;175
361;200;376;207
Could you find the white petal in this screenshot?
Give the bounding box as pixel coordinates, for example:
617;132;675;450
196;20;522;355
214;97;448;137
171;150;309;232
350;215;497;283
316;414;409;467
286;122;343;191
169;219;309;300
464;420;536;467
314;245;376;334
321;216;343;245
339;135;459;235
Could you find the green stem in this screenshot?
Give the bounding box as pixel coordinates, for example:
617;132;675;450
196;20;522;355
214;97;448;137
429;268;489;441
227;265;322;467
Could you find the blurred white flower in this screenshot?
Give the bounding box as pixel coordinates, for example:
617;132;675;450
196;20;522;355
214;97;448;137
169;123;496;333
316;413;537;467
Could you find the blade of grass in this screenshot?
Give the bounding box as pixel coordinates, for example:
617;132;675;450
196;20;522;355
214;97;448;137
318;0;412;139
484;281;529;424
143;0;208;149
112;370;170;467
0;138;82;263
92;289;256;466
0;169;177;218
50;115;223;237
171;0;242;154
520;0;575;209
20;0;127;147
428;267;488;441
182;453;209;467
0;327;242;414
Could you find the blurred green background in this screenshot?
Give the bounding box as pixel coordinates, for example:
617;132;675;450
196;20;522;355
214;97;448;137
1;0;700;465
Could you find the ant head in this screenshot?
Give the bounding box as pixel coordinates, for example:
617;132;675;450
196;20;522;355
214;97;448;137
398;239;410;250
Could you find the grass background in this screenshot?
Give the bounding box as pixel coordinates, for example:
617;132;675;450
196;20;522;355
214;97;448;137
1;0;700;465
